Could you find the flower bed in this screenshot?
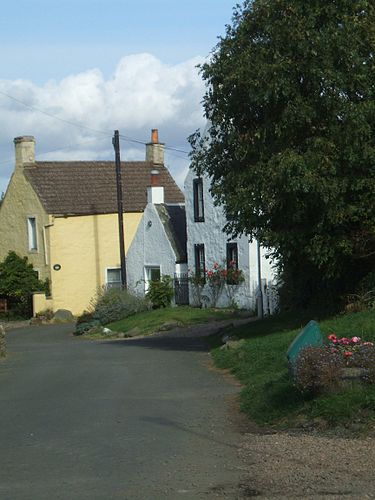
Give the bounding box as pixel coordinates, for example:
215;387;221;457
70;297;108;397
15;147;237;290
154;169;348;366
295;333;375;394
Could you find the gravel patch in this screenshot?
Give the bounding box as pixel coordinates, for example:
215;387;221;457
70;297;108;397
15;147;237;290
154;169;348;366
239;432;375;499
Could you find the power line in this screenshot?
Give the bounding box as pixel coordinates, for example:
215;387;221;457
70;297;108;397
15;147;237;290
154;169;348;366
0;89;191;155
0;89;111;138
0;136;109;165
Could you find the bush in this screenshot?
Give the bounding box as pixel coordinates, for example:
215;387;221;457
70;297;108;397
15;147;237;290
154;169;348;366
92;287;149;325
0;251;48;318
74;320;101;336
295;334;375;394
146;275;174;308
295;346;343;395
35;308;54;321
76;310;95;325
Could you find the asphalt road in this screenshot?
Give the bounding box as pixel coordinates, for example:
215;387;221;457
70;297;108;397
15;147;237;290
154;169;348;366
0;324;245;499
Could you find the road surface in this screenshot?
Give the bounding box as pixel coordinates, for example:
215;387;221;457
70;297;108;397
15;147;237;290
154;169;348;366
0;324;246;499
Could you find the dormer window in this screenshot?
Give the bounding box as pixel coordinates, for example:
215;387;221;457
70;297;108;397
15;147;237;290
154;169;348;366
193;178;204;222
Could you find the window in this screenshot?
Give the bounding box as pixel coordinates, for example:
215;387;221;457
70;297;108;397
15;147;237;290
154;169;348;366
226;243;239;284
194;244;206;280
144;266;161;292
27;217;37;251
106;268;122;289
193;178;204;222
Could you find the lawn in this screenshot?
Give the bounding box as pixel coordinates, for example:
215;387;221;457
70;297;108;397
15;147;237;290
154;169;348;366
84;306;248;339
211;309;375;432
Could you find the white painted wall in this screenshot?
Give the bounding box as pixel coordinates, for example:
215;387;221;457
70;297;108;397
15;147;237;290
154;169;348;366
184;169;277;312
126;203;180;300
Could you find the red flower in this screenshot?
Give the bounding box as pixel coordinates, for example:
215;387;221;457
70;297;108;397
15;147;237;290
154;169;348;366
344;351;353;357
339;338;350;345
328;334;337;342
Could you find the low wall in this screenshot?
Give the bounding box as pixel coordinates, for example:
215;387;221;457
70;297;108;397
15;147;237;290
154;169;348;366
32;293;54;316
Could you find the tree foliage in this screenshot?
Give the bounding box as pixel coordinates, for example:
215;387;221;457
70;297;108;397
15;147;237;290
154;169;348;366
0;251;46;298
189;0;375;307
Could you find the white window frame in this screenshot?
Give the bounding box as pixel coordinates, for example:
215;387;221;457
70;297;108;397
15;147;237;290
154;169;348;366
144;265;161;292
106;267;122;289
27;216;38;252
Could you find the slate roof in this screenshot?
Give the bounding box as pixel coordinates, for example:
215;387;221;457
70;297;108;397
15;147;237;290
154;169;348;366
23;161;184;215
155;204;187;263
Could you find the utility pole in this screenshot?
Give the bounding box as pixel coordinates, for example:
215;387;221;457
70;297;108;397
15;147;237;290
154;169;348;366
112;130;127;289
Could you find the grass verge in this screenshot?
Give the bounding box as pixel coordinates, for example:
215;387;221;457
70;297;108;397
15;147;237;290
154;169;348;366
211;309;375;432
84;306;249;339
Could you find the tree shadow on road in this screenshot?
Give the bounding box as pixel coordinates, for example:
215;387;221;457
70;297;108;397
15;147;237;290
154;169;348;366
98;334;211;352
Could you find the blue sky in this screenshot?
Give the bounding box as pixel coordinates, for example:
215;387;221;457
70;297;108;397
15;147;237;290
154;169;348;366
1;1;235;82
0;0;237;193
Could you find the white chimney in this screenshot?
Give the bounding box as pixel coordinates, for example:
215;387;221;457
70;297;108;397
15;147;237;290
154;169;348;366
146;129;165;165
14;136;35;169
147;169;164;204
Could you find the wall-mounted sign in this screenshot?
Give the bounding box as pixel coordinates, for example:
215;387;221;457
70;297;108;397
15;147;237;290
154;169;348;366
53;264;61;271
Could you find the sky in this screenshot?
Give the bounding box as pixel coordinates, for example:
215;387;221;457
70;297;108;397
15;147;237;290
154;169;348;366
0;0;237;194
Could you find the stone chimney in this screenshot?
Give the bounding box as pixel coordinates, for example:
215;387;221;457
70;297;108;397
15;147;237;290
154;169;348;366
146;129;165;165
14;136;36;169
147;169;165;204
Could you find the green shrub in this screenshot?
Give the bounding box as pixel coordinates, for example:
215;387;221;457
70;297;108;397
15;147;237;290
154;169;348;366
92;287;149;325
146;275;174;308
76;310;95;325
358;271;375;295
74;320;101;336
35;308;54;321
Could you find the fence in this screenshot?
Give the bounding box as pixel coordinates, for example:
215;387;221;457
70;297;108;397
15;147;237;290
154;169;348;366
0;295;33;319
174;274;189;306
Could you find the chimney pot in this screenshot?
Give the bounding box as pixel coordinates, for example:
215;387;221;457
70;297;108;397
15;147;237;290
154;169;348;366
146;129;165;165
151;129;159;144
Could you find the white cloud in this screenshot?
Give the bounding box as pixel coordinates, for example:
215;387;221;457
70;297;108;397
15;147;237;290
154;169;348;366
0;53;206;193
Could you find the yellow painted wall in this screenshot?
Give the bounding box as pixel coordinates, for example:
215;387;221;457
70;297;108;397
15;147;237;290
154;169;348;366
48;212;142;315
0;170;51;281
33;292;54;314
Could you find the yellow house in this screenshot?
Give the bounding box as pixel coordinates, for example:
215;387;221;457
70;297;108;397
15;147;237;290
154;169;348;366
0;131;184;316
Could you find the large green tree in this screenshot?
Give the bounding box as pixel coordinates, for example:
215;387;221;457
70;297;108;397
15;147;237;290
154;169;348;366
189;0;375;306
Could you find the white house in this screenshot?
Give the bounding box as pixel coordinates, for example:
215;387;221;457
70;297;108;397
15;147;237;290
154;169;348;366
184;169;277;314
126;169;188;303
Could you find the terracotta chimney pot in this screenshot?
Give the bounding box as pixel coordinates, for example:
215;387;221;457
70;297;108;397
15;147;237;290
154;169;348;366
151;129;159;144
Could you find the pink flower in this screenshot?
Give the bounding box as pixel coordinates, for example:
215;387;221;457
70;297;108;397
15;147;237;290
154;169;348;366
207;271;213;277
339;338;350;345
351;336;361;343
363;342;374;347
213;262;219;269
344;351;353;357
328;334;337;342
